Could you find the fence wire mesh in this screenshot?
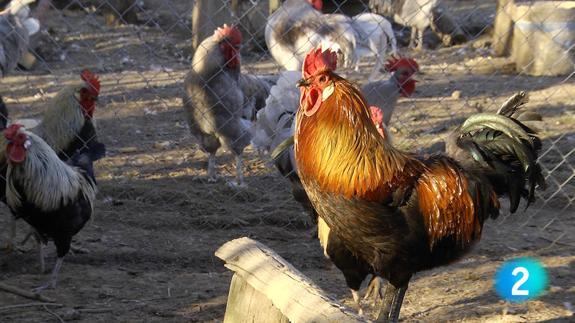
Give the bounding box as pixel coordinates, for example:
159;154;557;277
0;0;573;322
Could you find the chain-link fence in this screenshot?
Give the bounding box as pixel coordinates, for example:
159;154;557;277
0;0;573;322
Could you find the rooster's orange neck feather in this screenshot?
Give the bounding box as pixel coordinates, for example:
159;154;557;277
295;78;422;201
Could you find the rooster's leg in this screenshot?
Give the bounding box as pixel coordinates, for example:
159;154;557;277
389;284;407;323
409;27;417;49
33;257;64;292
364;276;385;307
2;216;16;251
375;281;408;323
351;289;364;316
236;155;244;185
37;238;45;274
416;29;424;51
207;153;217;182
228;154;245;187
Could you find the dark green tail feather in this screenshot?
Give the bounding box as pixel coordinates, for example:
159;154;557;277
455;92;545;214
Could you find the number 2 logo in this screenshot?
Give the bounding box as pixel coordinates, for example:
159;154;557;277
494;257;547;302
511;267;529;296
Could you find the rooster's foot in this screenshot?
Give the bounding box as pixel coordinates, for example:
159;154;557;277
70;245;90;255
226;180;246;189
0;241;14;253
32;280;56;293
207;176;219;183
363;276;385;307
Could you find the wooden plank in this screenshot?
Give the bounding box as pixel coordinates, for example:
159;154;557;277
492;0;515;56
215;237;367;323
224;274;289;323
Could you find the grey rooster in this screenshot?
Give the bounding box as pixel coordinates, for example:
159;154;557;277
183;24;275;186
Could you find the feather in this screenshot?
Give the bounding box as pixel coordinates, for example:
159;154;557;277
271;136;294;160
497;91;529;117
6;128;96;212
459;113;534;145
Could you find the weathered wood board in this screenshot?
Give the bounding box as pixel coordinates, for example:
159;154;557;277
216;237;368;323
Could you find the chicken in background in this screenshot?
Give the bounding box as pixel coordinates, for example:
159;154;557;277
31;69;106;163
183;24;273;186
2;124;97;291
293;47;545;322
369;0;467;51
347;12;398;81
361;56;419;125
0;0;39;78
265;0;396;79
239;73;278;122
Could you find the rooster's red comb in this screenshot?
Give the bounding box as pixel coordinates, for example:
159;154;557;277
303;47;337;79
308;0;323;11
385;57;419;73
4;124;23;140
369;106;384;125
214;24;242;46
81;69;100;95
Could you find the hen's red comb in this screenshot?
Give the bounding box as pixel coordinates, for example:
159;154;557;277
214;24;242;46
385;57;419;73
4;124;23;140
369;106;384;125
303;47;337;79
81;69;100;95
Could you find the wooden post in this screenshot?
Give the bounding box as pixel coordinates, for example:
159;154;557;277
215;237;368;323
191;0;205;51
191;0;233;51
492;0;515;57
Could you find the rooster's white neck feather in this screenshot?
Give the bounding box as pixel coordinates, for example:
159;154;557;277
6;130;96;212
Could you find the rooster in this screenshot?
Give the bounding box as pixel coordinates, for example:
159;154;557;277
2;124;97;291
0;0;39;77
294;48;545;322
253;59;417;310
369;0;466;50
32;69;106;162
183;24;273;186
266;103;394;314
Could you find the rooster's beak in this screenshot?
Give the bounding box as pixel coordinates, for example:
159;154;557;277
297;79;309;87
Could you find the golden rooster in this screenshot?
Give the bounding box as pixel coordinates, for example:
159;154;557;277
294;48;545;322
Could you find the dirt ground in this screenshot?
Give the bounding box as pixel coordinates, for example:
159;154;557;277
0;0;574;322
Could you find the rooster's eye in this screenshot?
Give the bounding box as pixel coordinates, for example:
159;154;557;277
319;75;327;83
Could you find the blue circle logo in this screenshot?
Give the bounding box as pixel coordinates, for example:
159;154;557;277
494;257;548;302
